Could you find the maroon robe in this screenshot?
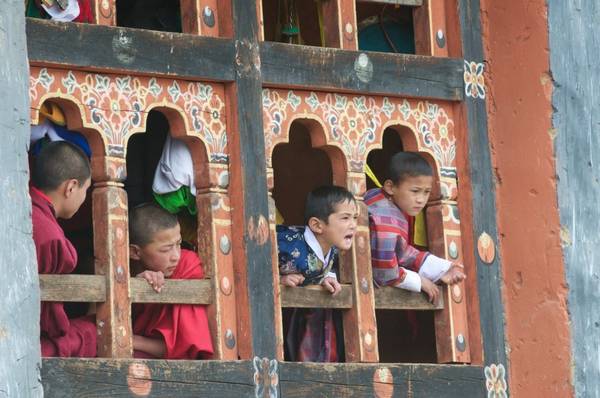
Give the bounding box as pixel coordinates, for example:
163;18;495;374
31;186;96;357
133;249;214;359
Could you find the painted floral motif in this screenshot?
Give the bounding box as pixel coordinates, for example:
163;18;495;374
29;67;228;162
253;356;278;398
464;60;486;99
262;89;457;172
485;363;508;398
398;100;456;169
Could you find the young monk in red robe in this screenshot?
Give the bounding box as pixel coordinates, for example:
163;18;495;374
129;203;214;359
30;141;96;357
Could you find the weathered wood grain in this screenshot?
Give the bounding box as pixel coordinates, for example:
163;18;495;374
279;362;485;397
39;275;106;302
26;19;462;100
261;42;464;100
38;274;213;304
280;284;353;309
0;1;43;396
26;18;235;81
549;2;600;396
41;358;256;398
93;182;132;358
130;278;213;304
40;358;485;397
374;286;444;310
228;0;281;361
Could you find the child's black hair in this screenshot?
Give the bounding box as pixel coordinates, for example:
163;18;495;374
31;141;91;191
129;203;179;246
387;152;433;184
304;185;356;225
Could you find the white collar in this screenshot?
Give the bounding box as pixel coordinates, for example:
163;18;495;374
304;227;332;265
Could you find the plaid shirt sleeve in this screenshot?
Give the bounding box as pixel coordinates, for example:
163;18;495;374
369;212;428;287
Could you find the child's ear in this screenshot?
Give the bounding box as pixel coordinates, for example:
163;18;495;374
382;179;395;196
129;244;142;260
63;179;79;198
307;216;324;234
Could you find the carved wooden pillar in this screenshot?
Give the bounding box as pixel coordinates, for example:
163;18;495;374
413;0;449;57
91;156;132;357
89;0;116;26
320;0;358;50
196;163;239;360
265;167;285;361
339;171;378;362
426;199;471;363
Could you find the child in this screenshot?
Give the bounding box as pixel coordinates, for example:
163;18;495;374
365;152;465;303
30;141;96;357
129;203;214;359
277;185;358;362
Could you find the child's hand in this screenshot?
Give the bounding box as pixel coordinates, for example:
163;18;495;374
420;275;440;304
439;262;466;285
136;270;165;293
321;276;342;296
281;273;305;287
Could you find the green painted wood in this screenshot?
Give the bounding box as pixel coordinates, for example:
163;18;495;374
0;1;43;396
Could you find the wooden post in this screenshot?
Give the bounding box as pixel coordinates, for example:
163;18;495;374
196;164;239;359
266;167;285;361
426;200;470;363
0;0;42;395
320;0;358;50
92;156;132;358
181;0;220;37
413;0;449;56
89;0;116;26
339;172;379;362
228;0;280;366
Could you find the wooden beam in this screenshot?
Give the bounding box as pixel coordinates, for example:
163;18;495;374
356;0;423;5
374;287;444;310
38;275;213;304
130;279;213;304
26;18;235;82
26;19;463;100
279;362;485;397
41;358;486;397
39;275;106;302
261;42;464;100
280;285;353;309
41;358;257;397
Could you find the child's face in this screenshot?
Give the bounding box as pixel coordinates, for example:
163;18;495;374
384;175;433;216
312;200;359;252
131;224;182;277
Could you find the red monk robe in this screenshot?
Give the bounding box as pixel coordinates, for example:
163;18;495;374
132;249;214;359
30;186;97;357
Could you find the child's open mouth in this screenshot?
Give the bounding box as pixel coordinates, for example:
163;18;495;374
343;233;354;244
